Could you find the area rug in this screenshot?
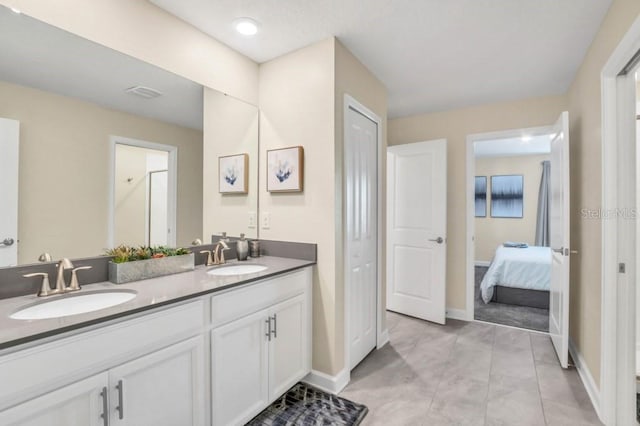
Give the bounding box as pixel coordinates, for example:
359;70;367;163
246;382;368;426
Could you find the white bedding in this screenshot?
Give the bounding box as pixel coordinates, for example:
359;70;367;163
480;246;551;303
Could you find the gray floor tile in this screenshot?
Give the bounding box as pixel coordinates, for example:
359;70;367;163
486;375;545;426
531;333;560;366
339;311;600;426
490;346;537;380
541;398;603;425
535;362;592;409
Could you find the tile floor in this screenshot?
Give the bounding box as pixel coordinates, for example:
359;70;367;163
339;311;602;425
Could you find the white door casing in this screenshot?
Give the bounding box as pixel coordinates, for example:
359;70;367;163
386;140;448;324
0;117;19;267
345;103;379;370
549;111;571;369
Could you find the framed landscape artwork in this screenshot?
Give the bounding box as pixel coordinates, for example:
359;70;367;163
475;176;487;217
490;175;523;218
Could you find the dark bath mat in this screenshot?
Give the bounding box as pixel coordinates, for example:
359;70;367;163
246;382;368;426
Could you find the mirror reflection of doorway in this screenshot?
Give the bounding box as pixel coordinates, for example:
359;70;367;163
111;137;177;248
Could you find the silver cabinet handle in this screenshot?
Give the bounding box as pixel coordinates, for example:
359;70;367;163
429;237;444;244
100;387;109;426
265;318;272;341
115;380;124;420
0;238;14;246
271;314;277;339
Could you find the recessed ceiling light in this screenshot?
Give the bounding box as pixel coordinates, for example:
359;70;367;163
9;7;21;14
234;17;259;36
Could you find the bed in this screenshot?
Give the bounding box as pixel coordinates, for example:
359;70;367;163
480;245;551;309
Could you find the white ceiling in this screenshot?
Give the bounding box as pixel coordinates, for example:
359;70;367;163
149;0;612;118
474;134;551;158
0;7;203;130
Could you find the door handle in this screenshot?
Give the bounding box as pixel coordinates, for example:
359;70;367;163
270;314;277;339
100;387;109;426
0;238;14;246
570;249;578;255
429;237;444;244
115;379;124;420
265;318;272;341
552;247;563;254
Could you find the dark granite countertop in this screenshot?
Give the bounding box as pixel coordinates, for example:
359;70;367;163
0;256;315;351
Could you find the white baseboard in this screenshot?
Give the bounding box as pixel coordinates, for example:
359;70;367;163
377;328;389;348
445;308;469;321
302;368;349;394
474;261;491;267
568;339;602;423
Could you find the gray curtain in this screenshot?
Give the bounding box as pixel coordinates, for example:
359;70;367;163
535;161;551;246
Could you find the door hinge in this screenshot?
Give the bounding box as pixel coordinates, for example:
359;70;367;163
619;263;626;273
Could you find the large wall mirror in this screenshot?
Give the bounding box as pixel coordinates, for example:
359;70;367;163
0;7;259;267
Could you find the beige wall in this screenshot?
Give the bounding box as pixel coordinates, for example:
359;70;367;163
259;38;337;374
475;154;549;262
566;0;640;388
0;80;202;263
389;95;567;311
0;0;258;104
334;40;388;372
259;38;387;376
203;89;259;241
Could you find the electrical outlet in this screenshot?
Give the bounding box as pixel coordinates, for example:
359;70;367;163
261;212;271;229
248;212;257;228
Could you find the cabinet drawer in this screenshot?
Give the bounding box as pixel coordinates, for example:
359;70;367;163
211;268;310;328
0;300;204;410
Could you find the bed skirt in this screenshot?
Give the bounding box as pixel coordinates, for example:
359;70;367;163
491;286;549;310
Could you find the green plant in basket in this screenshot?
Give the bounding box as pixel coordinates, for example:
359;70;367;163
105;245;191;263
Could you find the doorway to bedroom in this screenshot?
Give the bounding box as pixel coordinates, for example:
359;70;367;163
468;130;553;332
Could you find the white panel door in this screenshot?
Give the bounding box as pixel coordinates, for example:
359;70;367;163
0;118;19;267
549;111;571;368
0;373;108;426
387;140;447;324
269;294;307;399
345;105;378;369
109;337;205;426
211;308;270;426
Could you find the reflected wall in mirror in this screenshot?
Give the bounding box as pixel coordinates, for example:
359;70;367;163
0;8;259;267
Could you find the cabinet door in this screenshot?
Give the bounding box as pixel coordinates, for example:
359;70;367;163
109;336;204;426
269;294;308;400
211;308;270;426
0;373;108;426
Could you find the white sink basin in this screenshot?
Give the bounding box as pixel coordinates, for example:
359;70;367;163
10;290;137;320
207;264;268;277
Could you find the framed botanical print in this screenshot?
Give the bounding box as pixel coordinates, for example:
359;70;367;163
219;153;248;194
267;146;304;192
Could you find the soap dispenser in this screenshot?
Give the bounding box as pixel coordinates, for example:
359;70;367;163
236;233;249;261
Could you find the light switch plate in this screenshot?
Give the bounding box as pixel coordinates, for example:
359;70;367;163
248;212;257;228
261;212;270;229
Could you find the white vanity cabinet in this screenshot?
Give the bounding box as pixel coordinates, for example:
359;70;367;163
0;337;204;426
108;336;204;426
210;268;312;426
0;300;205;426
0;265;313;426
0;373;108;426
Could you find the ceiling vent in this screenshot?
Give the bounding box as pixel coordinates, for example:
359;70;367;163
125;86;163;99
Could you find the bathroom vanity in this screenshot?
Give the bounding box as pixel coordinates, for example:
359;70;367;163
0;257;313;426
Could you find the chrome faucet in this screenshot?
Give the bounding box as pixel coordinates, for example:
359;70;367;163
213;240;230;265
54;258;74;293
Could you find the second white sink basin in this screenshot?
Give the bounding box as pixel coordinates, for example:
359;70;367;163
10;290;137;320
207;264;268;277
